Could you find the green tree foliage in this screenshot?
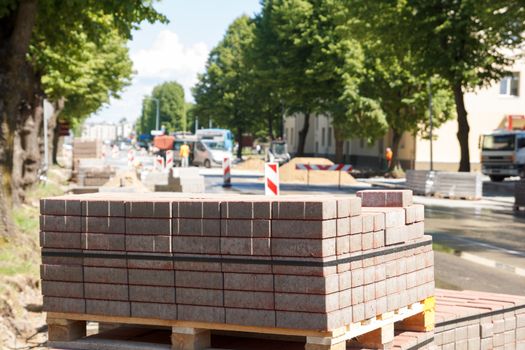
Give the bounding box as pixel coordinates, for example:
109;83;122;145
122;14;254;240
193;15;260;158
350;0;525;171
138;81;186;134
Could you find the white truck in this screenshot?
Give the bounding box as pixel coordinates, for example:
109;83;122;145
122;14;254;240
480;130;525;181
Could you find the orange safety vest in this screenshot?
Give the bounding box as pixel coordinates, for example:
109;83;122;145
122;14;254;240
385;149;393;161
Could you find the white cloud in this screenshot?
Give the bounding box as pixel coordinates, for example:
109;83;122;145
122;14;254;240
132;30;209;97
90;30;209;124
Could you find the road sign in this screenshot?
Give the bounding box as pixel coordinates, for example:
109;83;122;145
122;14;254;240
265;162;279;196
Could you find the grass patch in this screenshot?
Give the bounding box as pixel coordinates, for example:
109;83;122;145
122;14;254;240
432;243;457;255
28;180;63;199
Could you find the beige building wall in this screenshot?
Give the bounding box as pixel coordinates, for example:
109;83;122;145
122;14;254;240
415;59;525;171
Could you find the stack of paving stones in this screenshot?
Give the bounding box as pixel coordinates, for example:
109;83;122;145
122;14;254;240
432;289;525;350
406;170;435;196
40;190;434;333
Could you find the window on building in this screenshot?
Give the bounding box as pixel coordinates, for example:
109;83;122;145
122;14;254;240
322;128;325;146
315;141;319;153
499;72;520;96
328;127;332;147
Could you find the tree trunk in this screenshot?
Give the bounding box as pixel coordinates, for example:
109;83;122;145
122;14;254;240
334;128;344;163
236;126;243;159
50;98;65;165
453;82;470;172
296;111;310;156
0;0;39;206
389;129;402;172
268;114;274;141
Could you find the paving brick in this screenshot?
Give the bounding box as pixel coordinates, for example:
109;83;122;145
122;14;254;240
224;290;274;309
225;308;275;327
339;289;352;309
200;218;222;236
41;198;82;216
222;201;255;219
41;264;83;282
352;303;365;323
83;200;125;217
129;285;175;304
376;296;387;315
173;236;220;255
126;218;171;235
349;234;362;253
275;292;339;313
84;266;128;284
363;207;405;228
86;299;130;317
81;233;125;251
83;250;127;268
337;235;350;255
404;205;417;224
175;256;221;272
361;232;373;251
272;238;335;257
357;190;386;207
385;226;405;245
337;217;350;236
364;283;376;302
43;296;85;313
85;217;125;234
177;218;202;235
272;200;304;219
276;310;337;330
128;268;174;286
222;255;273;274
221;237;270;256
177;305;225;323
40;231;81;249
126;235;171;253
387;190;413;207
375;280;386;298
271;219;336;239
351;268;364;287
274;274;339;294
364;299;377;319
84;283;128;301
125;201;170;218
352;286;364;304
223;219;271;237
373;230;385;249
40;215;82;232
177;288;223;306
361;213;375;233
131;302;177;320
350;215;363;234
41;281;83;298
127;253;173;270
176;271;223;289
178;201;203;218
253;201;271;219
414;204;425;222
304;199;337;220
223;273;273;292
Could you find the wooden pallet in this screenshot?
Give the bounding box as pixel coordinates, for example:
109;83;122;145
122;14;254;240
47;297;435;350
432;193;480;201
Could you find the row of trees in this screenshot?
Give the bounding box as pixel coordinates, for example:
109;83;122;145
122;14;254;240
0;1;166;236
193;0;525;168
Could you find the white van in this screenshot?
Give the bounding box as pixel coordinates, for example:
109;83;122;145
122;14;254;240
192;140;232;168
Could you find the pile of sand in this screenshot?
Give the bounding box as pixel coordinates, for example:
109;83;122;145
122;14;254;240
233;157;265;172
279;157;357;185
102;171;150;192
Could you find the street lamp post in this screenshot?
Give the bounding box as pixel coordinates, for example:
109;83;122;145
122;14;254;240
144;97;160;131
428;81;434;171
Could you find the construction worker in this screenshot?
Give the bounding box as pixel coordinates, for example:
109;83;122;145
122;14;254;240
385;147;393;169
180;142;190;167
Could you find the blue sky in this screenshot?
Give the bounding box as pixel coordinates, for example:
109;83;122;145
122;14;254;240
90;0;262;124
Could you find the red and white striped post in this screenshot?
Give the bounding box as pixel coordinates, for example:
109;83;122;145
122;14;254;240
295;163;353;188
154;155;165;172
222;157;231;187
265;162;279;196
165;150;174;169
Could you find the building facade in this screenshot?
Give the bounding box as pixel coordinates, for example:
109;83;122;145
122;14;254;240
284;59;525;171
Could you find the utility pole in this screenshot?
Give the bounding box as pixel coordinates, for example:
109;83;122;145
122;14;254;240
195;116;199;133
428;80;434;171
144;97;160;131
